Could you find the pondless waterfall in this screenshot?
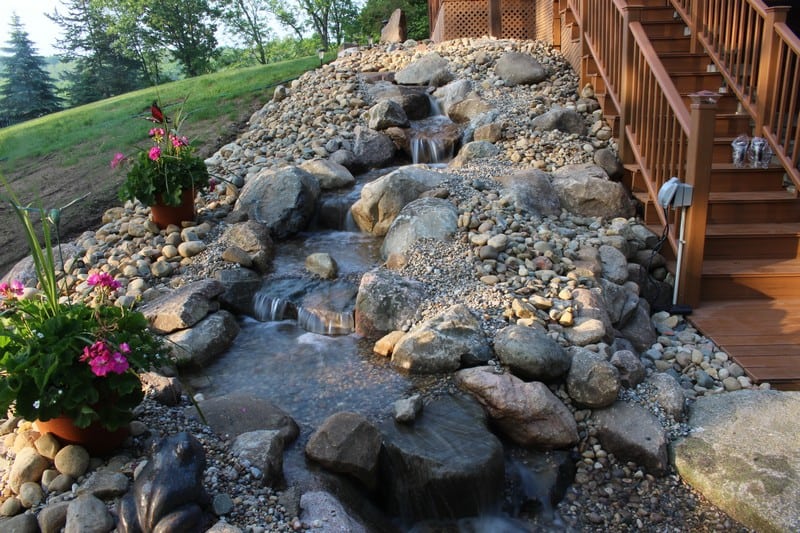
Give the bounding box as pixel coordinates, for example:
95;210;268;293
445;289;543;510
409;96;460;165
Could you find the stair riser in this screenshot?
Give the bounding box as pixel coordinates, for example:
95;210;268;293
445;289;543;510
650;38;691;53
701;276;800;300
708;201;800;224
671;73;725;93
705;236;800;260
643;22;690;38
659;55;713;72
681;93;741;113
709;169;786;192
640;8;680;24
716;115;753;137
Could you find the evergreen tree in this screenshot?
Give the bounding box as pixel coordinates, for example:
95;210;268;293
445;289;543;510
0;14;62;125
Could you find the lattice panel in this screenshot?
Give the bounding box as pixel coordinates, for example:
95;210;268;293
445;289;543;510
442;1;490;40
500;0;536;39
561;21;581;73
534;0;554;42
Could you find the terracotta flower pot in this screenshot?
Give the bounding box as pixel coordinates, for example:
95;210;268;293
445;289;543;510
150;188;196;229
36;417;129;456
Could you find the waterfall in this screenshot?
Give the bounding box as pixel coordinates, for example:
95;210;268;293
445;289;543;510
252;293;293;321
409;94;458;165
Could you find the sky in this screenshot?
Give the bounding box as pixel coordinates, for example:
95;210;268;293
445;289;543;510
1;0;62;56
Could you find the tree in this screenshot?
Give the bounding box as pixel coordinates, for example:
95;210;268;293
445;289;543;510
0;15;62;125
220;0;274;64
139;0;221;76
266;0;359;50
48;0;148;106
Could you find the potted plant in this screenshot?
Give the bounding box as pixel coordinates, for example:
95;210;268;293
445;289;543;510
0;180;165;453
114;99;211;228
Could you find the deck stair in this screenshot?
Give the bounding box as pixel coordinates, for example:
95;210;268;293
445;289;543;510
612;1;800;390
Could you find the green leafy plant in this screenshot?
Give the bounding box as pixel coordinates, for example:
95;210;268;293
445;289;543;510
0;179;165;431
115;98;211;207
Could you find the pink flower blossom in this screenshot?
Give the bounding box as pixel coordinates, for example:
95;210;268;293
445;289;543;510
110;153;126;169
149;127;165;137
87;272;121;291
0;280;23;299
81;340;129;377
148;146;161;161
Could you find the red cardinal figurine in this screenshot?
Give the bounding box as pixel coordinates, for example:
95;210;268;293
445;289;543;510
149;101;170;123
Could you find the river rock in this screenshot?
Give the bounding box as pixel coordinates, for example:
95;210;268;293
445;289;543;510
455;367;578;449
599;278;639;327
139;279;225;334
168;310;240;367
367;100;410;130
551;164;635;219
305;252;338;279
598;244;628;284
493;169;562;217
672;390;800;532
299;159;356;190
378;394;504;522
300;491;367;533
188;394;299;443
566;348;620;408
432;79;473;115
593;401;668;475
647;372;686;421
10;448;49;493
65;494;113;533
493;324;571;381
594;147;624;179
449;140;500;167
495;52;548;86
355;268;426;339
395;52;451;86
609;350;646;388
231;430;285;486
531;106;586;135
350;165;445;236
117;432;209;533
381;197;458;261
618;299;658;353
233;166;321;239
37;501;69;533
352;126;397;170
305;412;382;490
392;304;492;373
77;471;129;499
394;394;423;423
447;97;493;123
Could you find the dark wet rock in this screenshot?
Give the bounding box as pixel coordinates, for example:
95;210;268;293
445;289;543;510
672;390;800;533
117;432;210;533
305;412;382;490
187;394;299;443
222;220;275;273
609;350;646;388
392;304;492;373
231;430;285;487
214;267;263;316
618;299;658;353
364;81;431;120
531;106;586;135
455;367;578;449
592;401;668;475
494;324;571;382
168;310;241;368
378;394;504;523
139;279;224;334
352;126;397;170
300;491;367;532
354;268;426;339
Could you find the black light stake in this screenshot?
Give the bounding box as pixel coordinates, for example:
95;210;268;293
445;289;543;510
317;48;325;67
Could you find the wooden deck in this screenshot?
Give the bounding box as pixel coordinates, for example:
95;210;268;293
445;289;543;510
690;299;800;390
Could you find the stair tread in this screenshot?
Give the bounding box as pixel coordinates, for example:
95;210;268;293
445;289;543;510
709;190;796;201
703;258;800;276
706;222;800;236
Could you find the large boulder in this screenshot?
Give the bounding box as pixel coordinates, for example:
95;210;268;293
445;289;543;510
222;220;275;273
380;8;407;44
395;52;452;86
354;268;426;339
493;324;571;381
592;401;668;475
378;394;504;522
455;367;578;449
495;52;548;86
672;390;800;533
187;394;299;444
364;81;431;120
494;170;562;217
299;159;356;190
566;347;620;408
140;279;224;334
551;164;635;219
432;79;473;116
167;310;240;368
449;140;500;168
381;197;458;261
231;430;285;487
447;97;493;123
352;127;397;170
214;268;263;315
391;304;491;373
532;106;586;135
305;412;382;490
564;288;614;346
367;100;410;130
350;166;444;236
618;299;658;353
233;166;321;239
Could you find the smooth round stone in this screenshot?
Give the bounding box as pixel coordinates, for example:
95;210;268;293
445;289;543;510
178;241;206;258
728;363;745;378
717;368;730;380
480;275;499;285
18;481;44;508
722;376;742;391
479;246;499;260
161;245;179;259
487;234;508;251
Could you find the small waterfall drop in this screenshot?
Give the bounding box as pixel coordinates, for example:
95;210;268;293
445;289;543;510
409;95;460;165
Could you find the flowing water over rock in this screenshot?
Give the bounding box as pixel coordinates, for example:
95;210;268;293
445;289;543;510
409;96;461;165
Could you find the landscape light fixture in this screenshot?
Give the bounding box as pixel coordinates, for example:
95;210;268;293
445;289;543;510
368;36;374;46
317;48;325;66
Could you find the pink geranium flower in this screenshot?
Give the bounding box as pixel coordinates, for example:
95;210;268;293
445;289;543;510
110;153;126;169
148;146;161;161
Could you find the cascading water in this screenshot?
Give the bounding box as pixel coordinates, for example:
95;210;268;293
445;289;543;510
409;95;461;165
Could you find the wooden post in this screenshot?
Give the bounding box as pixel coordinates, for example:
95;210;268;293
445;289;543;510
689;0;702;54
489;0;502;38
677;94;718;308
552;0;561;49
754;6;790;135
578;0;589;86
617;6;641;166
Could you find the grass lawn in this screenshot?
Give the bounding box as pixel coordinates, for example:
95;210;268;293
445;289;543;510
0;55;322;276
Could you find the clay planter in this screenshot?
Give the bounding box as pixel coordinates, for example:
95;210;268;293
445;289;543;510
36;417;129;456
150;188;196;229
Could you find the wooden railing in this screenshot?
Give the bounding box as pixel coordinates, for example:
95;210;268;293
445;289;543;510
674;0;800;188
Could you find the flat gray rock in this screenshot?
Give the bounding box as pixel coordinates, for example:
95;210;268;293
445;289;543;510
672;390;800;533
